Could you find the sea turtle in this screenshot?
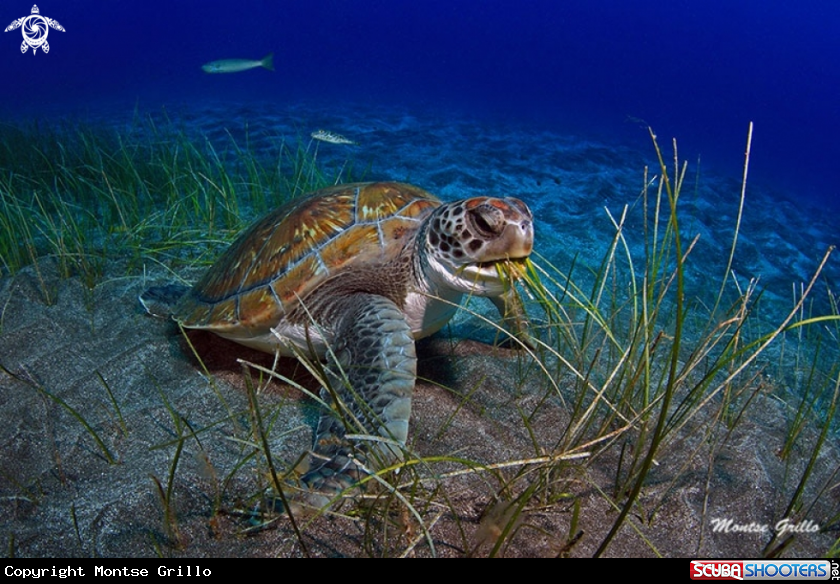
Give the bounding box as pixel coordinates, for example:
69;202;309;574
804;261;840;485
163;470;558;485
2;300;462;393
4;5;65;55
140;181;534;508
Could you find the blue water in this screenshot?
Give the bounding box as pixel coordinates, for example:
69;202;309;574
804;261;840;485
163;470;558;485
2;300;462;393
2;0;839;212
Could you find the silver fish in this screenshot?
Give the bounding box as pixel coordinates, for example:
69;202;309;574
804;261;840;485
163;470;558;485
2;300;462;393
311;130;356;145
202;53;274;74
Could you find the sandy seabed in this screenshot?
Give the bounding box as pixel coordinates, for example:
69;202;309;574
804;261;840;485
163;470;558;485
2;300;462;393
1;100;838;557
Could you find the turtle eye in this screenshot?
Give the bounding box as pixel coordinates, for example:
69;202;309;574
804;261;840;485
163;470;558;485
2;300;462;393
468;205;504;237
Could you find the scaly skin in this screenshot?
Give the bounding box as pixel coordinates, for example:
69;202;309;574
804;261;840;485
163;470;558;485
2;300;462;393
295;293;416;510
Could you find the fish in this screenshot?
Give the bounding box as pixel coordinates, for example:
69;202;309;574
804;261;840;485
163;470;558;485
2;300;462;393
201;53;274;74
311;130;356;145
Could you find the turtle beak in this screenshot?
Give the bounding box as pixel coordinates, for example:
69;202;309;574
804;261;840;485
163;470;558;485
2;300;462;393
499;220;533;259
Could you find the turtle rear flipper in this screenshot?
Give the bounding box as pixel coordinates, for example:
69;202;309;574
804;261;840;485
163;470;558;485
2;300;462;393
140;284;190;318
295;293;416;510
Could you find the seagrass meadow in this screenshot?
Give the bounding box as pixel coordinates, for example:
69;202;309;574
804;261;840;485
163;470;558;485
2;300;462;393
0;101;838;557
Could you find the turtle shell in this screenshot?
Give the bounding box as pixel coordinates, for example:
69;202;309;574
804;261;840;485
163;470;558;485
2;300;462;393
173;182;440;335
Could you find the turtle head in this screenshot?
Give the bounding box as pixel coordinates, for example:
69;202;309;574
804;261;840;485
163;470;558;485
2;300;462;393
423;196;533;296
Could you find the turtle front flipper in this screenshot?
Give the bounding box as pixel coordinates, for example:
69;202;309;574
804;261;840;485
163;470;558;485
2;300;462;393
5;18;24;32
294;293;416;510
490;288;536;350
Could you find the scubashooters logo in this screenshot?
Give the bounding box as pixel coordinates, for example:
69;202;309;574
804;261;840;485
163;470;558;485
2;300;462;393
4;5;65;54
690;560;837;580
